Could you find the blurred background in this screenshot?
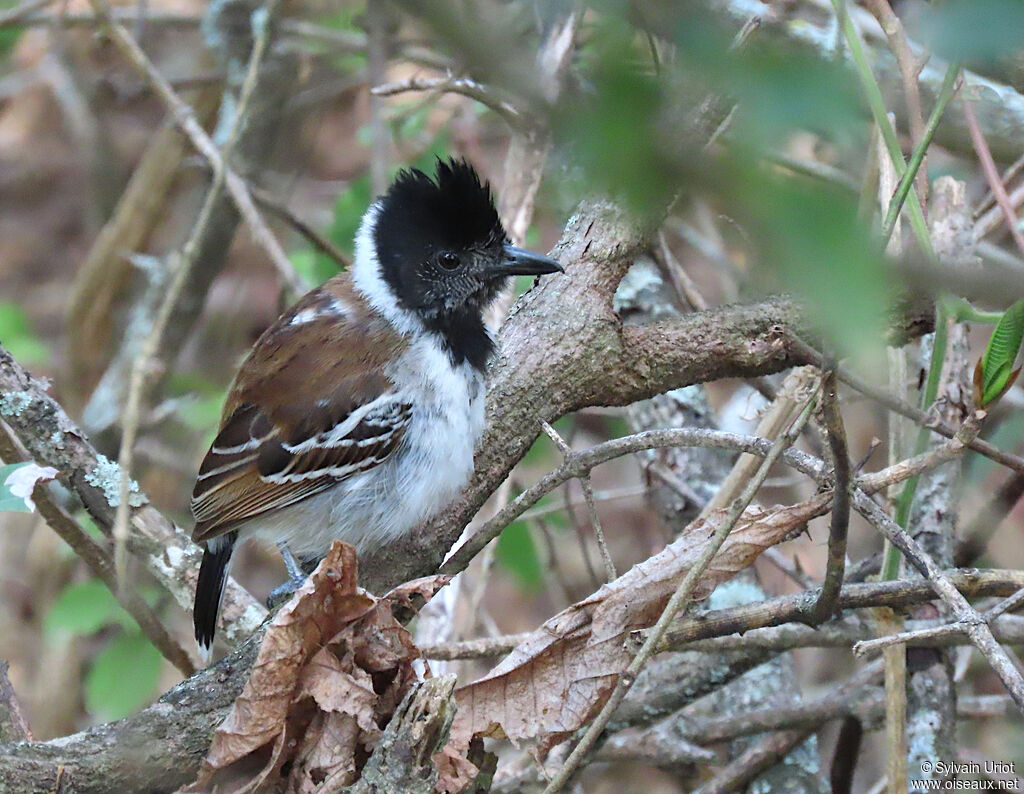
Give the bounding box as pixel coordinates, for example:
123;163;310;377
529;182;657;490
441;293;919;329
0;0;1023;791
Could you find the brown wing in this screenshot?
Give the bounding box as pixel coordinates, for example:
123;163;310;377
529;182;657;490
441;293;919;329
190;279;412;543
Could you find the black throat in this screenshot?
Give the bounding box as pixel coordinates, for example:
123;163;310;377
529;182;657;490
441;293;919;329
423;308;494;372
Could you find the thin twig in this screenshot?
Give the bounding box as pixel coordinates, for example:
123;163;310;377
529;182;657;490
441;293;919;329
549;425;601;588
421;612;1024;661
964;95;1024;257
579;476;616;581
441;426;828;577
791;334;1024;473
886;302;950;581
974;150;1024;218
696;660;883;745
853;481;1024;714
761;149;860;192
540;420;616;581
109;0;283;584
878;606;907;793
0;423;195;674
865;0;929;210
444;411;988;580
464;478;514;636
371;74;523;128
518;484;646;523
697;662;883;794
957;471;1024;565
653;229;709;312
614;695;1015;783
365;0;390;196
542;384;821;793
249;183;350;270
879;61;962;245
648;462;709;511
830;0;935;259
808;370;850;623
684;614;1024;653
761;547;820;590
420;632;532;661
86;0;305;298
0;660;32;742
0;0;53;26
656;569;1024;651
701;366;820;516
0;346;267;645
34;484;197;675
533;517;574;606
854;586;1024;656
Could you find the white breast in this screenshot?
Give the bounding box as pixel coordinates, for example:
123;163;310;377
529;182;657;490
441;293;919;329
248;335;485;557
246;204;487;557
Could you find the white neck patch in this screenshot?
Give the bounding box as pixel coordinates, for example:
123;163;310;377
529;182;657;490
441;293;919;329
352;202;424;337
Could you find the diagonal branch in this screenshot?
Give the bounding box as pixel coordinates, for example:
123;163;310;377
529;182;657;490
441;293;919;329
541;384;821;793
0;345;266;648
86;0;305;298
111;0;284;583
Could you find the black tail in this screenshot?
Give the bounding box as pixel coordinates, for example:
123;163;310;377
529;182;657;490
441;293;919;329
194;531;237;656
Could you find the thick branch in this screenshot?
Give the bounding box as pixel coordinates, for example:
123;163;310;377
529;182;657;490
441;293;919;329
0;636;261;794
360;197;935;592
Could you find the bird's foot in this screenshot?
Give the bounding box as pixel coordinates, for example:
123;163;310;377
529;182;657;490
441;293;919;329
266;542;309;610
266;575;307;610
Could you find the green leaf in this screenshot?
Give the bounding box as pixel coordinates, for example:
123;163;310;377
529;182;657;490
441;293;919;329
921;0;1024;63
496;521;543;591
978;299;1024;407
721;45;862;147
738;175;889;364
85;631;162;721
0;301;50;366
0;462;33;513
44;580;131;637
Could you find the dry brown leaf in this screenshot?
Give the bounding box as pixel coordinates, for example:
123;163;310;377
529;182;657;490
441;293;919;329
449;496;829;754
181;541;450;794
290;711;362;792
433;745;480;794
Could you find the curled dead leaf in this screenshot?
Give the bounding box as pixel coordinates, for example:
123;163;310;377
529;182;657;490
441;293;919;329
449;496;829;755
180;541;450;794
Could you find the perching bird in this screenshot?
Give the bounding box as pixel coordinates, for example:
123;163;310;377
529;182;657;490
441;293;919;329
190;158;562;654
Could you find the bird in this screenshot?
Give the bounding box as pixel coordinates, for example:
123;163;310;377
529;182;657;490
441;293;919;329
190;158;562;654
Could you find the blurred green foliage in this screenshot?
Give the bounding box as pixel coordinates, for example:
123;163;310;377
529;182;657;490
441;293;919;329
0;0;24;60
168;372;230;443
84;631;162;721
45;579;164;721
44;580;133;637
307;5;367;72
0;301;50;367
921;0;1024;63
739;175;889;359
496;520;543;590
554;4;890;362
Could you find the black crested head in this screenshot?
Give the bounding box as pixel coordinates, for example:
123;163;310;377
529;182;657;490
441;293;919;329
372;158;562;371
372;159;507;371
375;158;506;267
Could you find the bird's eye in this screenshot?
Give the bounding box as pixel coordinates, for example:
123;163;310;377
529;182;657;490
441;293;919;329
438;252;461;270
